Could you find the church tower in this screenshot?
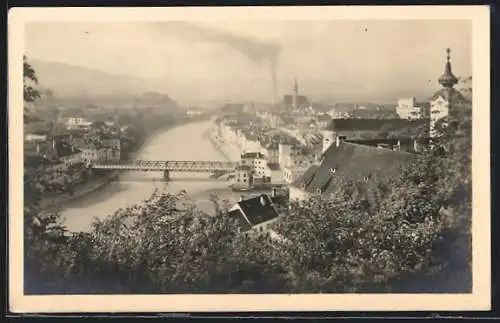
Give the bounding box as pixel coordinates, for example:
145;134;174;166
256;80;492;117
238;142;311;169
429;48;465;137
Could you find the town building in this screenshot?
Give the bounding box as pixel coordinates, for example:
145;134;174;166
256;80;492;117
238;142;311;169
289;140;418;202
222;103;245;117
242;132;262;154
316;114;332;129
283;77;309;112
282;165;310;184
263;141;280;168
233;165;252;190
345;138;423;153
25;133;47;142
66;115;92;129
278;142;315;169
186;109;203;118
228;194;283;239
321;118;428;153
101;135;121;161
79;143;111;165
429;48;471;136
240;152;271;179
397;97;423;120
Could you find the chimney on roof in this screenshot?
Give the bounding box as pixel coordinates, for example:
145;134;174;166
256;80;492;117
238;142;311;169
271;187;277;197
335;136;342;147
413;139;419;152
393;140;401;151
239;195;245;202
260;195;267;206
36;143;40;154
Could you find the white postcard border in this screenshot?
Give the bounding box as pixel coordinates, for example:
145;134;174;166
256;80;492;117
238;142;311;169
8;5;491;313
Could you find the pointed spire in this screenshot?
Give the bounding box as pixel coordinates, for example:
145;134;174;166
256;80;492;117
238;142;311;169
438;48;458;88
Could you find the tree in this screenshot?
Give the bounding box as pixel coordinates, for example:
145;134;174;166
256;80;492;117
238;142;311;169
23;55;41;104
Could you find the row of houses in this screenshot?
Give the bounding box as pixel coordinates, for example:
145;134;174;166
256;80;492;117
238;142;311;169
24;129;121;189
215;117;319;185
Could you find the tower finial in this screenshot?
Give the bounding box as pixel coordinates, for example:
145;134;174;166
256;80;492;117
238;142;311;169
438;47;458;88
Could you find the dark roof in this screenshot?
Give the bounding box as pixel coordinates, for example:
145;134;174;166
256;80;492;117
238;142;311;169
283;95;308;106
54;141;76;158
233;194;280;228
228;209;253;232
235;165;252;171
291;141;417;194
324;118;427;132
241;152;265;159
430;87;470;105
24;153;47;169
346;138;415;147
101;133;120;140
317;114;332;122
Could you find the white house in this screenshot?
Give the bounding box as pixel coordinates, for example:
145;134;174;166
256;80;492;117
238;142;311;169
397;97;422;120
240;152;271;178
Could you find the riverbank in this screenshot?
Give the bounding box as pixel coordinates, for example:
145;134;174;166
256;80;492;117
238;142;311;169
40;119;197;211
203;126;241;162
40;171;120;211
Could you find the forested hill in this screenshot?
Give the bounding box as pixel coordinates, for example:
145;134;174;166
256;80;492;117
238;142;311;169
29;59;160;98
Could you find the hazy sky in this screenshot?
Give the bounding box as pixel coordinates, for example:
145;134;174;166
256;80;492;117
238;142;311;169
26;20;472;102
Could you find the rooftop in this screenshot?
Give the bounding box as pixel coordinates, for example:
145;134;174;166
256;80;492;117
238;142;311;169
235;165;252;171
291;141;417;195
229;194;280;231
241;152;265;159
324;118;428;132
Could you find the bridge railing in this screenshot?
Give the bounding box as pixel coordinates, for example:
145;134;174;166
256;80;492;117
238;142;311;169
91;160;238;172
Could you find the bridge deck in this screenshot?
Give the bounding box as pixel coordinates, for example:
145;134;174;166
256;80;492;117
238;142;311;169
92;160;238;172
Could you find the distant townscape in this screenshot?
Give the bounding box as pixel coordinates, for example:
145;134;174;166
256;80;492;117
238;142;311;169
23;37;472;295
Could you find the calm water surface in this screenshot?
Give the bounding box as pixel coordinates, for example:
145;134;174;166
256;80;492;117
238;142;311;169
62;120;251;232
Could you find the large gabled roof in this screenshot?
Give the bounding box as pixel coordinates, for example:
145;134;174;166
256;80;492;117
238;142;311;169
291;141;417;195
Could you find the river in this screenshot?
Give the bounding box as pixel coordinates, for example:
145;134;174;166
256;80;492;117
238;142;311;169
61;120;255;232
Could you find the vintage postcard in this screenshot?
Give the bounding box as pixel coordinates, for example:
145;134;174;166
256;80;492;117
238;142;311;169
9;6;490;313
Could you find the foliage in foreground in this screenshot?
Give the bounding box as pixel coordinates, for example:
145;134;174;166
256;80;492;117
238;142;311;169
23;58;471;294
24;112;471;294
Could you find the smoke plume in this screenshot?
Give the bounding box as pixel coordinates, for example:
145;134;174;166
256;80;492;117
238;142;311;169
152;22;281;101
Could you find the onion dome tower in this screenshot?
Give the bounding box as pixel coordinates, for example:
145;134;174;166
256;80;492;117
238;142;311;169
438;48;459;89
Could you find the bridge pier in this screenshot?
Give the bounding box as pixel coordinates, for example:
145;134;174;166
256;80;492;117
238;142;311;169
163;170;170;181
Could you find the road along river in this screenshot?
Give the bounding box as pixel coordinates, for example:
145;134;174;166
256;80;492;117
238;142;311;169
61;120;269;233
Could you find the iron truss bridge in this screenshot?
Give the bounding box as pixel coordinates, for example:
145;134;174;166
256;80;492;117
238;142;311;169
91;160;238;173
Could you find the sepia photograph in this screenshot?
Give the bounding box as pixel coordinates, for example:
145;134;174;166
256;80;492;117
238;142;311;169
9;6;490;312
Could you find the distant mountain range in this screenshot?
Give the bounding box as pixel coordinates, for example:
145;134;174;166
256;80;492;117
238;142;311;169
29;59;467;107
30;59;159;98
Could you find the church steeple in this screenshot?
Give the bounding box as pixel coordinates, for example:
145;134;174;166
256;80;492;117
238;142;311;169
293;77;298;95
438;48;459;88
292;77;299;111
